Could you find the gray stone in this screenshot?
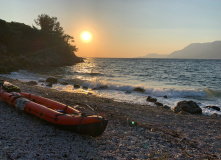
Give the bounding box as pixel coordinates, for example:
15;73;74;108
146;96;157;102
134;87;145;93
46;77;58;84
173;100;202;114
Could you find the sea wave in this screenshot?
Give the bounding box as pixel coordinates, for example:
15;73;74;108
66;78;210;99
1;68;221;116
2;70;219;100
205;88;221;98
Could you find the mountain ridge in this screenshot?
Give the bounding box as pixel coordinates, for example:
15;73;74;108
138;41;221;59
168;41;221;59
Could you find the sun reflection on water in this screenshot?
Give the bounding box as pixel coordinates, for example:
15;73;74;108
71;58;97;74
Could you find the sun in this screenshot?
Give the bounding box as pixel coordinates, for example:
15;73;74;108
81;31;92;42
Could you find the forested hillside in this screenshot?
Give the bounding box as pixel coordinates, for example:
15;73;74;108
0;14;83;73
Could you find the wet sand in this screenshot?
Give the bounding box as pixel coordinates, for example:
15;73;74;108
0;77;220;159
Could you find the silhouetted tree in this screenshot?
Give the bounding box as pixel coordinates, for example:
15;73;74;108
0;17;82;72
34;14;77;52
34;14;64;36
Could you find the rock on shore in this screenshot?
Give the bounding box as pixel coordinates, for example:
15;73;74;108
173;100;202;114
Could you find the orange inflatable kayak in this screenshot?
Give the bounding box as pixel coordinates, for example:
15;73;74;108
0;81;108;136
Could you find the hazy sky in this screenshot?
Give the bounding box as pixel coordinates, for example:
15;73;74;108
0;0;221;58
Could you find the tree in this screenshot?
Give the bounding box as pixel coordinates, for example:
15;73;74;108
34;14;64;36
34;14;78;52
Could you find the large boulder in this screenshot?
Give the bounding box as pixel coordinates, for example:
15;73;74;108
173;100;202;114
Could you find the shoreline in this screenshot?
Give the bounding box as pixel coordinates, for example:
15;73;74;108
2;67;221;117
0;77;221;159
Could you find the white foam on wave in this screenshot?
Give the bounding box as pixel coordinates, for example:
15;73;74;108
2;70;221;116
80;78;208;99
202;108;221;116
1;70;41;82
92;89;221;116
143;87;207;98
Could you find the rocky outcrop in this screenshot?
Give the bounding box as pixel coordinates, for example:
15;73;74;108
0;18;83;74
173;100;202;114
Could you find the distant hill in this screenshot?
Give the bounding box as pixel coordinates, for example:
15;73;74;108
138;41;221;59
136;53;166;58
167;41;221;59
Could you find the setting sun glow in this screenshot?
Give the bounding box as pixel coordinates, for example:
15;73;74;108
81;31;92;42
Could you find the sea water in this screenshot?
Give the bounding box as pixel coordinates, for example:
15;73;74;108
2;58;221;116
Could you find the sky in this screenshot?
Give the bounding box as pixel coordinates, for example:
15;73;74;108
0;0;221;58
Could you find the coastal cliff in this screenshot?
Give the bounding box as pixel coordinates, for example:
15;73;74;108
0;17;83;73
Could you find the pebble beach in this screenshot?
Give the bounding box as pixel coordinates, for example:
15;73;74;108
0;77;220;160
